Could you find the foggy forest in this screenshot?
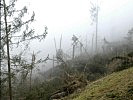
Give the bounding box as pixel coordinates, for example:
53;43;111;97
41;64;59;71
0;0;133;100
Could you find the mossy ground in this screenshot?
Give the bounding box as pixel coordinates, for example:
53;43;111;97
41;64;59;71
65;67;133;100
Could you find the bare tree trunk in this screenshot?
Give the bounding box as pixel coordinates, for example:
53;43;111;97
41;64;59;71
0;0;2;99
95;0;99;53
53;55;54;68
29;67;32;90
92;34;94;53
72;45;75;59
3;0;12;99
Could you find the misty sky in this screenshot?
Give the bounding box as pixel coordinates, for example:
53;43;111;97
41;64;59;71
14;0;133;70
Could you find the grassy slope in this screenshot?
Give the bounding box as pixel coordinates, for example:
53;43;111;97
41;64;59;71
66;67;133;100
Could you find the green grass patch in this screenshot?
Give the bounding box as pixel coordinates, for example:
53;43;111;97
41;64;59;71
65;67;133;100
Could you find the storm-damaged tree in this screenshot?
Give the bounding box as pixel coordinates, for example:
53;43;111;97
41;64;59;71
0;0;2;99
90;0;99;52
28;51;49;90
1;0;48;99
10;51;49;99
125;27;133;52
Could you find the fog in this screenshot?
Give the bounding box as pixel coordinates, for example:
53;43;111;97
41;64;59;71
15;0;133;71
1;0;133;99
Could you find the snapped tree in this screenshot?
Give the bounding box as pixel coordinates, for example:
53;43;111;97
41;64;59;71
90;0;99;52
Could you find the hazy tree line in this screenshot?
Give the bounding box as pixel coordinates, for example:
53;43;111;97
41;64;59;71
23;27;133;100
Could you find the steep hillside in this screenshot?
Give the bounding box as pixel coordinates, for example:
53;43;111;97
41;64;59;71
65;67;133;100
